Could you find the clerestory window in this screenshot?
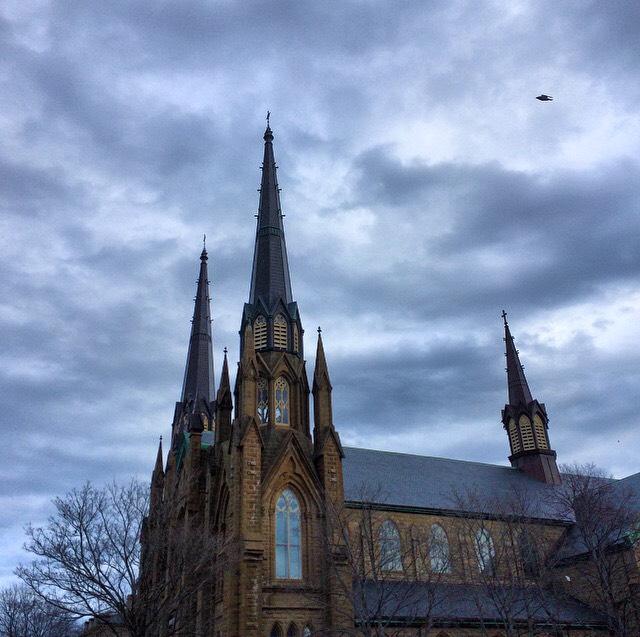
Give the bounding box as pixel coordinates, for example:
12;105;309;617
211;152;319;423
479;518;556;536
429;524;451;573
475;528;496;575
379;520;403;572
275;489;302;579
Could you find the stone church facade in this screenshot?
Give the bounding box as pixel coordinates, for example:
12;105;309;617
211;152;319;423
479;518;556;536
139;126;640;636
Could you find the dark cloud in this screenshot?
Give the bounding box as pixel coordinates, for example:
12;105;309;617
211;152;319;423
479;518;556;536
2;0;640;587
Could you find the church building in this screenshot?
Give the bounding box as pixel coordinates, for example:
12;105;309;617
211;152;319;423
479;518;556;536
140;126;640;637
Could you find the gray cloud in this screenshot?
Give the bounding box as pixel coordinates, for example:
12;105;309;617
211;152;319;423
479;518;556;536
2;0;640;587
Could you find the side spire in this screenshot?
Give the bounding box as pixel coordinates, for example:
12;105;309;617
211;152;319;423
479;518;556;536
249;123;293;308
153;436;164;480
181;246;215;411
502;310;533;406
500;312;560;484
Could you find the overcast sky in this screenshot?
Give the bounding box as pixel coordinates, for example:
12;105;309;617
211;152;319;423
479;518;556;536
1;0;640;586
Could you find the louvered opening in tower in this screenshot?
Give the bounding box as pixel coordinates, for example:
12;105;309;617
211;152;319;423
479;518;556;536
274;314;288;349
533;415;548;449
254;315;267;349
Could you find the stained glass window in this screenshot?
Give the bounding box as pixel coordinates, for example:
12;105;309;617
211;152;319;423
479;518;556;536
302;627;312;637
287;624;299;637
270;625;283;637
275;377;289;425
518;531;540;578
275;489;302;579
257;377;269;424
379;520;403;572
429;524;451;573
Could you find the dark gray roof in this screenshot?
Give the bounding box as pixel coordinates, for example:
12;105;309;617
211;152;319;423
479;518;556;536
355;580;606;627
342;447;566;521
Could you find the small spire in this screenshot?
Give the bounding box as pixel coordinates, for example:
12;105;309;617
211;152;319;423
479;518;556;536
503;313;533;406
153;436;164;478
181;248;215;410
313;328;331;387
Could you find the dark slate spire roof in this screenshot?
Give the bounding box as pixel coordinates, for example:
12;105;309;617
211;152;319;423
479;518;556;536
181;247;214;408
217;348;231;404
503;311;533;406
248;125;293;308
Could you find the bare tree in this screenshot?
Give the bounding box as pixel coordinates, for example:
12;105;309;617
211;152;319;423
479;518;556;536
320;483;448;637
0;583;78;637
452;487;567;637
552;463;640;637
16;480;219;637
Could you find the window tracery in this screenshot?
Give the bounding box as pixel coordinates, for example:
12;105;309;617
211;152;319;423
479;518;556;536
275;489;302;579
429;524;451;573
257;377;269;424
475;528;496;574
275;377;290;425
379;519;403;572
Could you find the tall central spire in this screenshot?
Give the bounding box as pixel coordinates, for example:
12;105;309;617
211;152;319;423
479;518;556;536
249;125;293;309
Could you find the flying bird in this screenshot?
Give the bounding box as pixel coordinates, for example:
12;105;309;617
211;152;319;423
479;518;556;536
536;94;553;101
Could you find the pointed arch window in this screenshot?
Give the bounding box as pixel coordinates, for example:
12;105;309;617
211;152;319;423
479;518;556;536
254;315;267;349
287;624;299;637
275;489;302;579
257;377;269;424
270;625;283;637
275;377;290;425
533;415;548;449
429;524;451;573
518;530;540;578
302;626;312;637
519;415;535;451
379;520;403;572
274;314;288;349
508;418;522;454
475;528;496;575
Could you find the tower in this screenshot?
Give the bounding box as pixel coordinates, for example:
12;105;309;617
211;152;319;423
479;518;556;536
501;311;561;484
235;124;310;440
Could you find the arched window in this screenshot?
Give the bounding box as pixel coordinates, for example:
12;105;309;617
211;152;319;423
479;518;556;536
519;415;535;450
274;314;288;349
270;624;283;637
508;418;522;454
475;528;496;575
254;315;267;349
518;530;540;578
287;624;299;637
533;414;548;449
275;377;290;424
275;489;302;579
257;377;269;424
302;626;312;637
429;524;451;573
379;520;403;572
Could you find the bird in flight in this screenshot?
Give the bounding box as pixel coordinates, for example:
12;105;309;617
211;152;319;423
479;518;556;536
536;94;553;101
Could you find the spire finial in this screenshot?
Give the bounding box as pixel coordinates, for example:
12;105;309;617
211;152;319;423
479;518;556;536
201;234;208;260
266;110;270;126
223;346;228;356
317;325;322;334
501;309;508;326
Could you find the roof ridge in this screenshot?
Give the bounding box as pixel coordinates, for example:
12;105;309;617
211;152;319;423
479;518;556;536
343;445;515;471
